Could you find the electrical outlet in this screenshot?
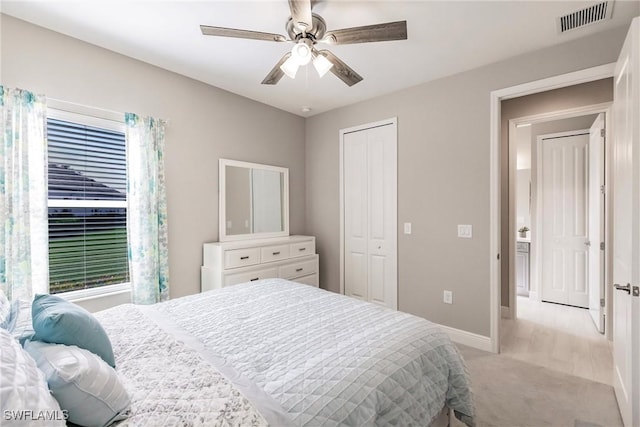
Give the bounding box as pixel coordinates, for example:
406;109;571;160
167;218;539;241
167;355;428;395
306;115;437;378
404;222;412;234
443;290;453;304
458;224;472;238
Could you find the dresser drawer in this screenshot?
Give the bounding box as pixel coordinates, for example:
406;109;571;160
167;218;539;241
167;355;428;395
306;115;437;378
279;257;318;280
517;242;530;253
260;244;290;263
224;248;260;269
290;240;315;258
224;267;278;287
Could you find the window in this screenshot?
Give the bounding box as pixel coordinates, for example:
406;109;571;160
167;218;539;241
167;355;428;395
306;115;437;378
46;110;129;294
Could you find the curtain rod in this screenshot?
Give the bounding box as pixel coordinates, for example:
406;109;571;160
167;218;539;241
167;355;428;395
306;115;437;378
48;97;169;124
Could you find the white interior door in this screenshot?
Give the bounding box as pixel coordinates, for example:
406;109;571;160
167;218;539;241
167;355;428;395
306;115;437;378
541;133;590;308
344;131;369;301
343;121;397;310
588;113;605;333
612;17;639;427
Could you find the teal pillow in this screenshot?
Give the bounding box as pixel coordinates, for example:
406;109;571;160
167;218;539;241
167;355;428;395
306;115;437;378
31;294;115;367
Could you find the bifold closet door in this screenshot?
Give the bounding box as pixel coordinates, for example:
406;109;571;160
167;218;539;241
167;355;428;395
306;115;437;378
343;123;397;310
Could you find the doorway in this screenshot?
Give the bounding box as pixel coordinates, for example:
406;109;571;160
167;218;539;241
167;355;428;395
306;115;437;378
508;108;610;329
490;74;615;351
501;111;613;385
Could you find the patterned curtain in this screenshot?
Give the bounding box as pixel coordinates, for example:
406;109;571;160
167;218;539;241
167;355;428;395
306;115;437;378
125;113;169;304
0;86;49;300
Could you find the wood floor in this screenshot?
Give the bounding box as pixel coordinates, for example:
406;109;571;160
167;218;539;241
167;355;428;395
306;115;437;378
500;296;613;385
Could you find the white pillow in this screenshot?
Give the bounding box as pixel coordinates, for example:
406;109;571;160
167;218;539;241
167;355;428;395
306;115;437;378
0;328;66;426
24;340;130;427
0;288;11;329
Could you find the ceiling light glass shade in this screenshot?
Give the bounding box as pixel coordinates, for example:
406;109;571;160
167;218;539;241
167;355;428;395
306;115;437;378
280;55;300;79
313;54;334;77
291;41;312;65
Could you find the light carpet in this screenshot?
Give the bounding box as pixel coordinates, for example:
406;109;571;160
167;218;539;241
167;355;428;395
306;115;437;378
453;344;622;427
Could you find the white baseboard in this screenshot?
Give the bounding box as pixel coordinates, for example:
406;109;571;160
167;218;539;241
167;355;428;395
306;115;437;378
438;324;493;352
501;305;511;319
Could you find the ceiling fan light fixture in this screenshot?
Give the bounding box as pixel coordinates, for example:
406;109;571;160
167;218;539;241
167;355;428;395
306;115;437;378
312;53;333;77
291;39;312;65
280;55;300;79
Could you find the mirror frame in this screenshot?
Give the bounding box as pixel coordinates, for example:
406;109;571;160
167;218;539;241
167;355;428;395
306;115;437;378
219;158;290;242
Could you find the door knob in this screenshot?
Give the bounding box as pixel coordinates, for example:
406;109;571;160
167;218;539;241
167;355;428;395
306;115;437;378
614;283;631;294
584;240;591;247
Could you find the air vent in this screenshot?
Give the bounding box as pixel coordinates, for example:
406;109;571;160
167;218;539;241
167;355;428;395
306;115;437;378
557;2;613;33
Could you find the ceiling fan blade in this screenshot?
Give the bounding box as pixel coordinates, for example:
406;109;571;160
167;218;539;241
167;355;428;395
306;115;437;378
323;20;407;45
200;25;287;42
318;50;363;87
261;53;291;85
288;0;313;32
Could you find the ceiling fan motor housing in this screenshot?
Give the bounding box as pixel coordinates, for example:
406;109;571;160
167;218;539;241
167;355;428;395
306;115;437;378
286;13;326;42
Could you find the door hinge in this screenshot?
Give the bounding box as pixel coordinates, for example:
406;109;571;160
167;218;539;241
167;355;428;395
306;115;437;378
600;298;605;307
600;242;605;251
497;253;500;260
600;184;606;194
601;128;605;138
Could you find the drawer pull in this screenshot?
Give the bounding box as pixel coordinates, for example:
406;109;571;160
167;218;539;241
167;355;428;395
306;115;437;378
250;277;259;282
296;268;304;272
272;251;280;255
240;256;250;260
298;248;306;252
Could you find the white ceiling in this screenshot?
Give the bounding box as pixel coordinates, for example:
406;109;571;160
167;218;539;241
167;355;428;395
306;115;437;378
2;1;639;116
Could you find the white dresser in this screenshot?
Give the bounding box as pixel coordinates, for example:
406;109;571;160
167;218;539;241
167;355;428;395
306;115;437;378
201;235;319;291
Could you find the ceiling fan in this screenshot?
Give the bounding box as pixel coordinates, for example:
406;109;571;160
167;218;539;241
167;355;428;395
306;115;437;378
200;0;407;87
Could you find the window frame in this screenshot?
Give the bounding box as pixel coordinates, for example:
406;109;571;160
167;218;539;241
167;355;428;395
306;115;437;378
46;102;130;301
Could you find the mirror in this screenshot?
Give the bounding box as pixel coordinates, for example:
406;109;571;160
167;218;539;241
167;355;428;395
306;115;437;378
219;159;289;241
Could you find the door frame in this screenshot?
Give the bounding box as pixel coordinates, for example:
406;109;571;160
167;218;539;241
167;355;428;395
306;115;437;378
489;63;615;353
508;106;611;323
339;117;398;306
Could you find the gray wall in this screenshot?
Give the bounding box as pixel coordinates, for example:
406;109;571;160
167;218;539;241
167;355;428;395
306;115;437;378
0;14;306;300
305;26;627;337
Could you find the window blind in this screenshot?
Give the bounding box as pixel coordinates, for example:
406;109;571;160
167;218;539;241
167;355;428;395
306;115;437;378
48;118;126;200
47;117;129;294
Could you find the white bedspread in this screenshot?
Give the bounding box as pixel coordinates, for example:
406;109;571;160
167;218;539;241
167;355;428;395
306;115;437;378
95;304;270;427
98;279;475;426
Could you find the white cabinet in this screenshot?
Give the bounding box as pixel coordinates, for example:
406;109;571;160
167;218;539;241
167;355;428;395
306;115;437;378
516;241;530;297
201;235;319;291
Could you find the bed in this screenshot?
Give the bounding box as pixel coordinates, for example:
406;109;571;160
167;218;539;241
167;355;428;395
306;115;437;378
92;279;475;426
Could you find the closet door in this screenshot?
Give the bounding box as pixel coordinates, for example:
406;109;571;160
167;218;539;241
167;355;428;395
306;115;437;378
343;121;397;310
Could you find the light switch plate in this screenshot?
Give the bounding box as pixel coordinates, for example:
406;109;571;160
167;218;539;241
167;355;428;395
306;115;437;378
443;290;453;304
458;224;472;238
404;223;412;234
